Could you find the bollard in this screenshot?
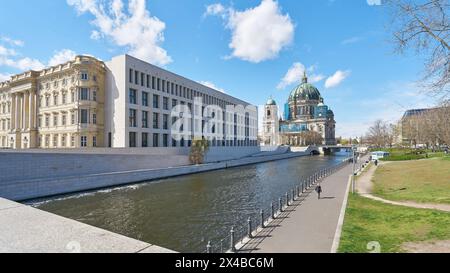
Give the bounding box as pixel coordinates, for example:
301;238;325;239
286;192;289;206
292;189;295;202
271;202;275;219
279;197;283;213
247;217;253;239
260;210;265;228
297;186;300;197
302;182;305;193
206;241;212;253
230;227;236;253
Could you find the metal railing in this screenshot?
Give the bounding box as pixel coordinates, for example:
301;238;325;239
204;157;353;253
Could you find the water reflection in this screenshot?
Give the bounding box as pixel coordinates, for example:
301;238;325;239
35;153;347;253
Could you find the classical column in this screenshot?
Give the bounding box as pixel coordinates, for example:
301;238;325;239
29;90;35;129
24;91;30;131
11;94;16;131
15;94;21;131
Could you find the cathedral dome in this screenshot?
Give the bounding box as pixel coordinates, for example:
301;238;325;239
288;72;321;102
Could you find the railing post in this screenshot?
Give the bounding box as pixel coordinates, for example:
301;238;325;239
302;182;304;193
206;241;212;253
230;227;236;253
260;210;265;228
247;217;253;238
220;239;224;253
292;189;295;202
297;186;300;197
279;197;283;213
286;192;289;206
271;202;275;219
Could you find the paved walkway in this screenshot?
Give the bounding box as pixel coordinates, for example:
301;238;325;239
0;198;176;253
356;163;450;212
239;164;353;253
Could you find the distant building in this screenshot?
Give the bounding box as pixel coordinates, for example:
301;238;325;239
400;107;439;146
262;72;336;146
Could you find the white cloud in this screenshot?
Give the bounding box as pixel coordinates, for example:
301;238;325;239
48;49;77;66
205;0;295;63
341;36;362;45
1;37;24;47
0;45;17;57
67;0;172;66
0;73;11;82
367;0;382;6
325;70;351;89
0;56;45;71
199;81;227;93
277;62;325;89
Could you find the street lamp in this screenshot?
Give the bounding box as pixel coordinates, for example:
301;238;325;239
352;145;357;194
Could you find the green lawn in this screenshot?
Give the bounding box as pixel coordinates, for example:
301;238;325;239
373;158;450;204
376;148;446;161
338;194;450;253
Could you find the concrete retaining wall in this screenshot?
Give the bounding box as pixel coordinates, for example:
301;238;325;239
0;148;312;201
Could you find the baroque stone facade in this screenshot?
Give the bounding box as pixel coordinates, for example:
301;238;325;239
0;56;105;149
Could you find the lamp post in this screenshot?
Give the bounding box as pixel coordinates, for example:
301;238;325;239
352;145;357;194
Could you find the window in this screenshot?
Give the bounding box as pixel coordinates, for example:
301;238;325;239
129;69;133;83
93;75;97;82
92;113;97;125
152;76;155;89
53;115;58;127
142;111;148;128
142;92;148;106
80;88;89;100
141;73;144;86
153;133;159;147
45;115;49;127
71;112;76;125
157;78;161;91
153;95;159;108
146;75;150;88
45;97;50;107
142;133;148;147
162;80;165;92
92;90;97;101
53;95;58;106
163;97;169;110
93;136;97;147
163;134;169;147
129;132;136;147
71;136;75;147
163;114;169;130
129;109;137;127
153;113;159;129
81;72;89;81
62;94;66;104
61;135;66;147
135;71;139;85
45;135;50;147
129;89;137;104
80;109;89;124
62;114;67;126
172;99;177;108
53;135;58;147
81;136;87;147
71;91;75;102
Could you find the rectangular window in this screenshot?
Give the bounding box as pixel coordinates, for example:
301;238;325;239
172;99;177;108
45;97;50;107
163;97;169;110
153;113;159;129
53;135;58;147
62;94;66;104
141;73;145;86
129;109;137;127
142;111;148;128
80;88;89;100
146;75;150;88
71;136;75;147
71;113;76;125
142;92;148;107
129;88;137;104
92;113;97;125
153;133;159;147
92;90;97;101
157;78;161;91
162;80;165;92
81;72;89;81
71;92;75;102
142;133;148;147
135;71;139;85
53;95;58;106
152;76;155;89
80;109;89;124
129;132;136;148
61;135;66;147
93;136;97;147
153;95;159;108
53;115;58;127
45;115;50;127
163;114;169;130
62;114;66;126
81;136;88;147
129;69;133;83
163;134;169;147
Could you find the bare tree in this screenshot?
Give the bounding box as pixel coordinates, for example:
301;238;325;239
386;0;450;99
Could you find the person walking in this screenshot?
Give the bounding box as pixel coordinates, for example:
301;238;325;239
315;185;323;200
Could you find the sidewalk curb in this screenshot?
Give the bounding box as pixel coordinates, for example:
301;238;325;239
330;174;352;253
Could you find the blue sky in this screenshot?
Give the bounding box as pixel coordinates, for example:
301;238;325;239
0;0;439;137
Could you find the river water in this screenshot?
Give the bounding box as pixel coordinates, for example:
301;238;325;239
33;153;349;253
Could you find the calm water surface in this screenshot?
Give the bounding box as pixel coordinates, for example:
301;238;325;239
34;153;348;253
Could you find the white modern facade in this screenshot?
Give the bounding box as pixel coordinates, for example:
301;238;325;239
0;54;258;149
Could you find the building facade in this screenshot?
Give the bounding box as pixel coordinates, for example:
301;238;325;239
262;72;336;146
0;54;258;149
261;97;279;146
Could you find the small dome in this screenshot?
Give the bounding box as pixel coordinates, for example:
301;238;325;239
288;73;321;102
266;97;277;105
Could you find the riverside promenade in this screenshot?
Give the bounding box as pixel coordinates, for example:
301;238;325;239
0;198;175;253
238;163;354;253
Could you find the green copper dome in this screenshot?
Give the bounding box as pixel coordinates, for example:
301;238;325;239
266;97;277;105
288;72;321;102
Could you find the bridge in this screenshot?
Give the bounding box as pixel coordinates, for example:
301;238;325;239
309;145;368;155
